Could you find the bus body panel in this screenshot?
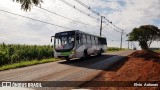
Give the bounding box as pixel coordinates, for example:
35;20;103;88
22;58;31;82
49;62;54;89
52;30;107;60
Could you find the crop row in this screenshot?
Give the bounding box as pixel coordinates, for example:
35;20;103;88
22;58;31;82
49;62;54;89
107;47;126;51
0;43;53;66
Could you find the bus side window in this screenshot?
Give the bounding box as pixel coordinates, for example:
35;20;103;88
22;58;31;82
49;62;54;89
86;35;89;44
87;35;91;44
76;34;81;45
94;37;96;45
91;36;95;45
98;37;100;44
95;37;98;45
90;36;92;44
85;35;87;44
82;34;86;44
98;38;107;45
79;34;82;44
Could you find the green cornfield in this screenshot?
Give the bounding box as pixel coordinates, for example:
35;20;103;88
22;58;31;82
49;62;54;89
0;43;54;66
107;47;127;52
0;43;127;66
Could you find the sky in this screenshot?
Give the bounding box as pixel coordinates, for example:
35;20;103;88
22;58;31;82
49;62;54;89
0;0;160;49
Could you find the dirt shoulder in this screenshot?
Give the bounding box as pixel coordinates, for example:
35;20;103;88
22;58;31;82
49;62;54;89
80;50;160;90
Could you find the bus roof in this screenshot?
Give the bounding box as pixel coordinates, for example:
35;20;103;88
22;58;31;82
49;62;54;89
56;30;106;39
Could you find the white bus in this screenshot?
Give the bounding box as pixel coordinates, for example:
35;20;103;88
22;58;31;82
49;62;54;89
51;30;107;61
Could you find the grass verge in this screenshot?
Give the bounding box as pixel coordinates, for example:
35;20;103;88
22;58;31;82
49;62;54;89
0;58;59;71
154;50;160;53
0;47;129;71
107;47;128;52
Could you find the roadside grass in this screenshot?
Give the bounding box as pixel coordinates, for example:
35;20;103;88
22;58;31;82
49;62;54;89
0;47;128;71
0;58;59;71
154;50;160;53
107;47;128;52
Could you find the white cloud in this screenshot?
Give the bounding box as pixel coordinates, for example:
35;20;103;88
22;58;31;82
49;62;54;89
0;0;159;49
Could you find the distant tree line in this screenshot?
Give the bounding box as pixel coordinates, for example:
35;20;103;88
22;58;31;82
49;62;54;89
0;43;53;66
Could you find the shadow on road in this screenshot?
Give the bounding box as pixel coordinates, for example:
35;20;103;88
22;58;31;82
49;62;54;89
58;54;127;71
106;57;129;71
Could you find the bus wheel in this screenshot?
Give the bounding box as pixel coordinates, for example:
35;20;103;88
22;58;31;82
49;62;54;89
97;49;102;56
65;57;70;61
83;50;88;60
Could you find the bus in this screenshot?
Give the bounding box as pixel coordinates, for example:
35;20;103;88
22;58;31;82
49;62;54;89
51;30;107;61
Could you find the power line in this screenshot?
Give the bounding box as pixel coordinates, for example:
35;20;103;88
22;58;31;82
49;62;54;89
112;23;128;35
103;22;121;33
103;18;128;35
102;25;128;49
0;9;73;30
103;29;120;38
73;0;100;16
59;0;99;20
103;32;120;41
73;0;128;35
73;0;114;22
89;29;121;42
103;21;128;38
102;34;120;41
62;0;128;40
103;18;122;32
107;37;120;41
102;22;128;41
36;6;99;28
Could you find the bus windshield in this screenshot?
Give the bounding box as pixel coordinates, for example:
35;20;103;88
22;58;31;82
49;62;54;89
54;36;75;51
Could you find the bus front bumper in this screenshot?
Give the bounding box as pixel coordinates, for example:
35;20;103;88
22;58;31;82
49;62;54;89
54;52;76;59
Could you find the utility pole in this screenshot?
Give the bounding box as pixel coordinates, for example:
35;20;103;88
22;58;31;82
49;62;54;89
120;30;123;49
100;16;103;36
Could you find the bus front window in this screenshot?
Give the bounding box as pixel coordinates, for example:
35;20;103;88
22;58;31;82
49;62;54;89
55;36;74;51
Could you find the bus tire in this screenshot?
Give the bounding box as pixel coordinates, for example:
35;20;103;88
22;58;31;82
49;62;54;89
97;49;102;56
82;50;88;60
65;57;70;61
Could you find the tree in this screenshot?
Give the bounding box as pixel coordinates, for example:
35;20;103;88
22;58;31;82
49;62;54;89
128;25;160;50
13;0;43;11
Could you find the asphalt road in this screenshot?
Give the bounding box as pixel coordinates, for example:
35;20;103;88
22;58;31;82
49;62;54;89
0;50;135;90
